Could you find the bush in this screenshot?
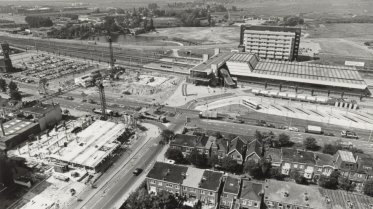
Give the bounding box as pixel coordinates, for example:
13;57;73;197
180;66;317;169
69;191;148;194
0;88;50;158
303;137;318;150
364;180;373;197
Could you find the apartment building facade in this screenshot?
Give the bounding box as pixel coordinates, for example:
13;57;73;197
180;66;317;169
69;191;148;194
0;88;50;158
220;176;241;209
237;180;263;209
239;25;301;61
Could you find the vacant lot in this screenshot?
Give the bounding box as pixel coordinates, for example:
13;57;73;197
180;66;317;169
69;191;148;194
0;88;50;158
141;27;240;44
305;23;373;39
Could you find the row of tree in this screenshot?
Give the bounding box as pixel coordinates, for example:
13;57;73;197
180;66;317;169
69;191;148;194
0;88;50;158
25;16;53;28
0;79;22;101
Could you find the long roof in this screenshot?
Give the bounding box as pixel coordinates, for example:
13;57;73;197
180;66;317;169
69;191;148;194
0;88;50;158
47;120;125;168
190;52;234;72
0;119;40;146
252;60;366;89
147;162;188;184
337;150;356;163
281;148;316;164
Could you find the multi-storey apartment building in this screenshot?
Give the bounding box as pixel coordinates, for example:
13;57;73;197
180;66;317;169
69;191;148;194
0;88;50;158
220;176;241;209
146;162;223;208
239;25;301;61
237;180;263;209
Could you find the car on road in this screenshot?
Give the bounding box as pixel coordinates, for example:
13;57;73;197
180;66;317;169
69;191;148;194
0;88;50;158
277;125;287;129
133;168;143;176
255;120;267;126
289;127;299;132
266;123;276;128
64;96;74;100
324;132;335;136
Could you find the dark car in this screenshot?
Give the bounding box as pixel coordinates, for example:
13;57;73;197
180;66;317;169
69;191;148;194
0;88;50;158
324;132;335;136
71;127;82;134
256;120;266;126
133;168;143;176
233;119;244;124
277;125;286;129
266;123;276;128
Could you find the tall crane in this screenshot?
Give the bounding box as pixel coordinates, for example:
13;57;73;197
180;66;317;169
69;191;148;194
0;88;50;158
108;33;114;70
96;80;107;120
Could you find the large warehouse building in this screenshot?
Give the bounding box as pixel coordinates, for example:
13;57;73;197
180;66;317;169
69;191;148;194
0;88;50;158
239;25;301;61
188;52;368;95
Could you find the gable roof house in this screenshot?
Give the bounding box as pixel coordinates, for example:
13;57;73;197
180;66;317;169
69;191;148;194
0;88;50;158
245;140;263;163
227;137;246;164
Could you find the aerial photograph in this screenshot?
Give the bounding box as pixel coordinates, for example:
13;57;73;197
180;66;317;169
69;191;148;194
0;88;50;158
0;0;373;208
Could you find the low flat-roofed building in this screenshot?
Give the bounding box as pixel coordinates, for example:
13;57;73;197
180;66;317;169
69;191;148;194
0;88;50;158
146;162;223;208
322;187;373;209
264;179;328;209
46;120;126;173
20;101;62;131
0;119;41;150
170;134;202;156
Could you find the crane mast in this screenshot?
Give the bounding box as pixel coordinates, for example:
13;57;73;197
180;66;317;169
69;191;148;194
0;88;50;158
108;35;114;70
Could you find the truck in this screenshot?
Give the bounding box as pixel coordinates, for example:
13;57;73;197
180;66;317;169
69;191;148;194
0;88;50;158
338;141;356;149
341;130;359;139
139;112;167;123
305;125;323;134
199;110;218;119
92;108;120;117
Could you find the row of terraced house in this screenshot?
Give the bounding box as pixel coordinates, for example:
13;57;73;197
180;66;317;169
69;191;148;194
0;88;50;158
169;133;373;192
146;162;373;209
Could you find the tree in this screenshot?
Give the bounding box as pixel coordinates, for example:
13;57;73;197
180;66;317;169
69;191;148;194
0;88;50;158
364;179;373;197
160;129;174;145
149;18;155;30
165;148;184;164
232;6;237;11
322;143;342;155
318;171;340;189
188;148;205;167
339;177;353;191
243;160;262;179
290;170;306;184
303;137;318;150
208;154;220;168
148;3;158;10
269;168;283;180
254;130;263;141
278;133;290;146
207;14;211;25
116;8;125;14
10;90;22;101
0;78;6;92
8;81;17;91
143;18;148;31
221;156;237;172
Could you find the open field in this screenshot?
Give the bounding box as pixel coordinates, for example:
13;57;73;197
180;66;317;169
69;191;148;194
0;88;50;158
305;23;373;39
141;27;240;44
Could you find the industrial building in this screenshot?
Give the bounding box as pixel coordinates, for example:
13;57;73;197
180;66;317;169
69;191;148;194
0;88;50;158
239;25;301;61
0;43;13;72
0;119;41;151
188;51;368;95
46;120;127;173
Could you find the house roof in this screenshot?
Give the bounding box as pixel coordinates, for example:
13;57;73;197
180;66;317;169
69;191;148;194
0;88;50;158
246;140;262;159
212;138;228;153
281;148;316;165
196;135;209;148
228;137;246;157
264;148;281;162
264;180;327;208
223;176;240;194
183;167;205;188
190;52;234;72
240;180;262;201
315;153;335;167
337;150;355;163
147;162;188;184
170;134;200;148
21;102;58;114
204;136;216;149
357;156;373;174
198;170;223;192
322;187;373;209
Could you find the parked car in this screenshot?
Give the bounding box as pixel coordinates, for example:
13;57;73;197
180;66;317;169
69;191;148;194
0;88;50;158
324;132;335;136
266;123;276;128
133;168;143;176
255;120;267;126
289;127;299;132
277;125;287;129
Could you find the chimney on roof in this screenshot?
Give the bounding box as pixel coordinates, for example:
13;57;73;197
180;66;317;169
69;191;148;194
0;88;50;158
203;54;209;62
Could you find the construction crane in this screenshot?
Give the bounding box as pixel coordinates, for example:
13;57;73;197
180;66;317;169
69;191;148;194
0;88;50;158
108;33;115;70
96;80;107;120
